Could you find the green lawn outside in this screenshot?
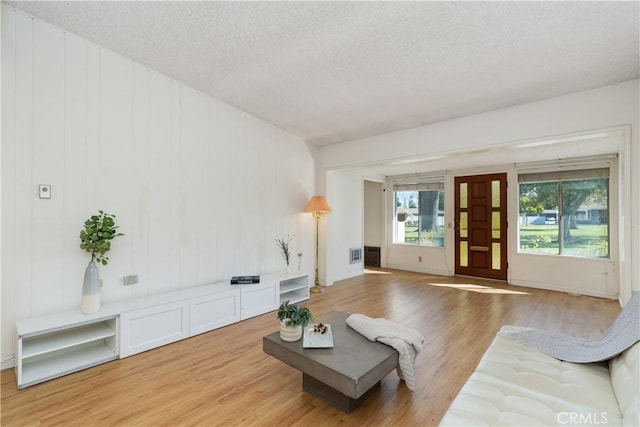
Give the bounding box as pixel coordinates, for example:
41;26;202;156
404;225;445;246
401;223;607;257
519;223;609;257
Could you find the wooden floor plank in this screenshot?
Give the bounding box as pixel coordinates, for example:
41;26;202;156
1;269;621;426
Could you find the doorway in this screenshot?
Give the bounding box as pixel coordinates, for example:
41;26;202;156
454;173;507;281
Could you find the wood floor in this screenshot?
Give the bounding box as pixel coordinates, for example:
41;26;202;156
1;269;621;426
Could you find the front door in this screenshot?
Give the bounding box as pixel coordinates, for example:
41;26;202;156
455;173;507;281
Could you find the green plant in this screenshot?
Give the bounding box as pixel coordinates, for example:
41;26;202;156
79;210;124;265
275;234;295;266
277;300;312;327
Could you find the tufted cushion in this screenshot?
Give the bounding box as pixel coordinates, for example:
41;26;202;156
609;342;640;426
440;333;623;426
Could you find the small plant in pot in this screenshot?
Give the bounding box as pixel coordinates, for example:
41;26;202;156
79;210;124;314
277;300;312;342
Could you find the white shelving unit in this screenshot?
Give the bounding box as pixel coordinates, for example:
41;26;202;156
278;273;310;304
14;271;310;389
16;317;118;389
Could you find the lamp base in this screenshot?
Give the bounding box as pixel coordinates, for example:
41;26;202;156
310;285;325;293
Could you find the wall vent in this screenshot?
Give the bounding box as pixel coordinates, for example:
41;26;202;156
350;247;362;264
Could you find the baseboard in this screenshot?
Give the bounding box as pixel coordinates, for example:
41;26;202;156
330;270;362;283
510;279;618;300
386;263;452;277
1;355;15;370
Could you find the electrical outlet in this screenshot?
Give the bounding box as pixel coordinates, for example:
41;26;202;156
418;256;423;262
123;275;138;286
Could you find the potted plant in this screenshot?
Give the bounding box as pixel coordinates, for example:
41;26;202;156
277;300;312;342
79;210;124;314
275;234;295;274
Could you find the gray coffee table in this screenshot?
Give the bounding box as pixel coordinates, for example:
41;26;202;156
263;311;399;413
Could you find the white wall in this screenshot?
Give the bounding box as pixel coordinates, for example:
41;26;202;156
1;6;316;367
320;81;639;303
325;170;366;283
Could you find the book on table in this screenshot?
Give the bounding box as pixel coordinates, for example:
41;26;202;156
230;275;260;284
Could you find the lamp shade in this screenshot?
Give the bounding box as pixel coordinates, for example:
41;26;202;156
304;196;332;213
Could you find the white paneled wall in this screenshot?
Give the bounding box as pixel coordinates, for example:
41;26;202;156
1;6;315;366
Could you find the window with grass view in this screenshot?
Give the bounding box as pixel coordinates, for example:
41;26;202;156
393;181;445;247
518;168;609;258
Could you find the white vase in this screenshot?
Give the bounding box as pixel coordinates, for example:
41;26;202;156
82;261;101;314
285;264;292;275
279;321;302;342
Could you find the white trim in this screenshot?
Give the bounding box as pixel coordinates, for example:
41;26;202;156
515;154;616;172
386;263;452;277
1;355;16;370
387;171;446;183
329;270;361;283
619;126;633;304
511;279;618;300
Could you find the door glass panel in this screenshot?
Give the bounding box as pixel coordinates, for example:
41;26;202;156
460;241;468;267
492;180;500;208
492;211;500;239
492;243;501;270
460;183;468;209
460;212;468;238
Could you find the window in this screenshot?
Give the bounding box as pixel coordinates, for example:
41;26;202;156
518;168;609;258
393;181;445;246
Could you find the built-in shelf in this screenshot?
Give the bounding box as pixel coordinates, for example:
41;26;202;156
279;273;310;304
21;343;117;387
14;270;310;389
16;317;118;388
22;322;116;359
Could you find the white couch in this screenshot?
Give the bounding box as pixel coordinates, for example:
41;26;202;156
440;327;639;426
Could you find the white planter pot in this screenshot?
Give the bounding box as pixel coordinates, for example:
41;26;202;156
82;260;101;314
279;321;302;342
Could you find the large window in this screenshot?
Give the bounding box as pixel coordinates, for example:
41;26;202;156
518;168;609;258
393;181;445;247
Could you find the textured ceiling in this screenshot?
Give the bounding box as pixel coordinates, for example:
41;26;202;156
7;1;640;146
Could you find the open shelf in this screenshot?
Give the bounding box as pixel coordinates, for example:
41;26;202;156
22;322;116;359
16;316;118;388
279;274;309;304
21;342;117;387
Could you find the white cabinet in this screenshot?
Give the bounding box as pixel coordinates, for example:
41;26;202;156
120;301;189;358
190;288;241;335
16;316;118;389
240;280;279;320
14;271;309;388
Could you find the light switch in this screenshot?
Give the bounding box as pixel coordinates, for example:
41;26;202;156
39;184;51;199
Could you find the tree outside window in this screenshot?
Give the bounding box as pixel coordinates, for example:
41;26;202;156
518;169;609;258
393;181;445;247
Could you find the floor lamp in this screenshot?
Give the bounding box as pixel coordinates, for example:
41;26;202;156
305;196;332;293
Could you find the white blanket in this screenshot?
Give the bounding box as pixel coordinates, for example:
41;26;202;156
499;291;640;363
346;313;425;391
